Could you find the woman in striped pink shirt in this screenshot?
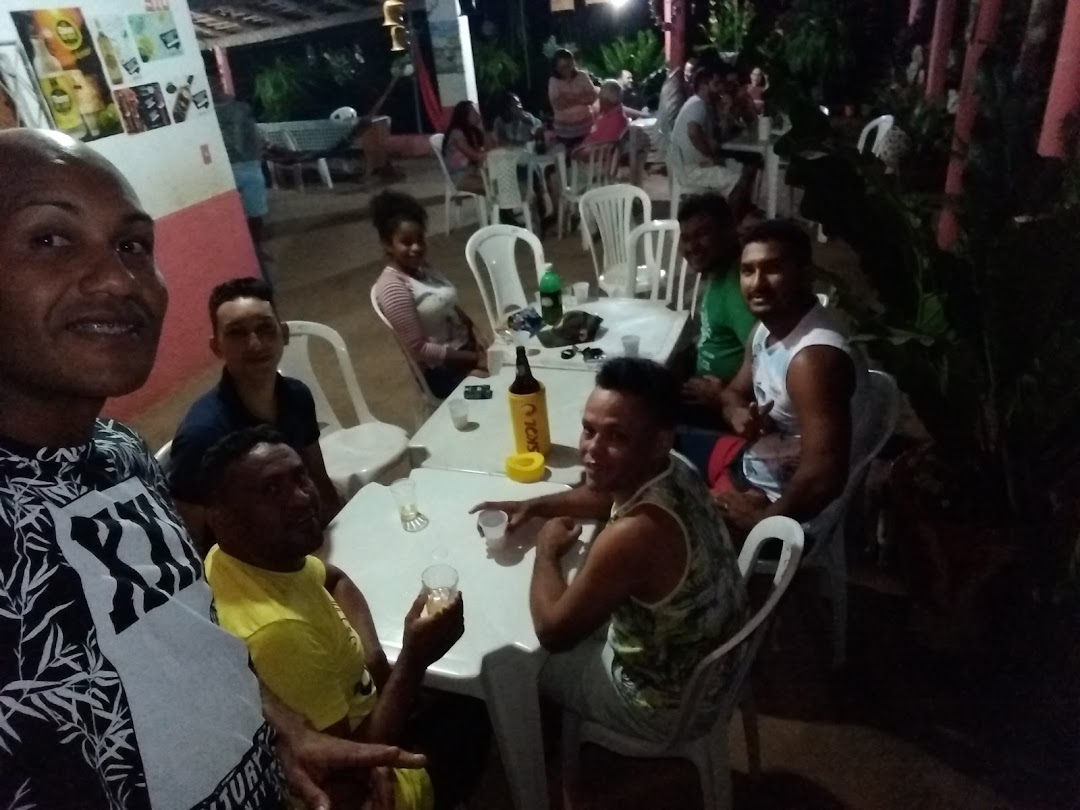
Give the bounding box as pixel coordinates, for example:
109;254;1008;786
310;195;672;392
372;190;488;398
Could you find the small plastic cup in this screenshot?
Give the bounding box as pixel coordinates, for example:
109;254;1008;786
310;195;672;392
562;285;576;309
390;478;428;532
512;329;531;349
573;281;590;304
622;334;641;357
486;346;504;374
448;399;468;430
477;509;509;549
421;563;459;615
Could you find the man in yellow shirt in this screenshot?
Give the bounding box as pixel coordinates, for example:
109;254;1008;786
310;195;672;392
202;426;486;809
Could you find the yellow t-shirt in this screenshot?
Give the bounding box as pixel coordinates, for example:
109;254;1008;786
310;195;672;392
205;547;433;810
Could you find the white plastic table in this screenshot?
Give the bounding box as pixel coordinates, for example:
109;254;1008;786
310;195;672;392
720;130;782;219
408;365;595;485
324;468;596;810
516;297;690;371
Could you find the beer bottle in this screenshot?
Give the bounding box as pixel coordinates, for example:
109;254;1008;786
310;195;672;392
97;28;124;86
508;346;551;456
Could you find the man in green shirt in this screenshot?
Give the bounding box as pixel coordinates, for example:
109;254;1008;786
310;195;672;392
679;193;757;398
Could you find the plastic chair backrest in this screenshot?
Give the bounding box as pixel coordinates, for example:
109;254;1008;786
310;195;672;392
806;369;899;538
465;225;542;330
482;147;527;208
857;114;895;157
369;284;439;408
279;321;374;435
627;220;681;302
579;184;653;290
670;258;703;313
664;516;804;745
429;133;456;185
567;142;618;196
331;106;358;120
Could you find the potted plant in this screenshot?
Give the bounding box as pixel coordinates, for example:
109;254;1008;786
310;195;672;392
697;0;755;63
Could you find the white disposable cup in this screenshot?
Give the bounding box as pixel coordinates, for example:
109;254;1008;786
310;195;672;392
573;281;590;303
622;334;641;357
512;329;531;348
487;346;504;374
758;115;772;141
421;563;459;615
477;509;509;549
562;285;576;309
448;399;468;430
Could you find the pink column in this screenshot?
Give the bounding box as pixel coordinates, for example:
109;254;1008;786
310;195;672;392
937;0;1004;249
666;0;686;67
926;0;957;99
909;0;923;25
1038;0;1080;157
213;46;234;96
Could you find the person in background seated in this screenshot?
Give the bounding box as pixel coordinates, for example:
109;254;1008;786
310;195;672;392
204;427;489;810
745;66;768;114
574;79;629;156
168;277;340;555
657;57;697;151
549;48;599;149
670;61;756;218
472;359;747;743
709;220;868;541
674;194;758;467
442;100;488;196
372;190;488;399
492;92;558;228
493;91;543;147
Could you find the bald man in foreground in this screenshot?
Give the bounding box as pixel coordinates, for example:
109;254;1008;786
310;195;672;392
0;129;421;809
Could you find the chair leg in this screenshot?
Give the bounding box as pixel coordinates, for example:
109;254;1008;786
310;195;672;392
741;688;761;780
317;158;333;189
688;739;731;810
829;528;848;668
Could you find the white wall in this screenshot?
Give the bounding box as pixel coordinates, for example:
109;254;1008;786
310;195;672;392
0;0;233;219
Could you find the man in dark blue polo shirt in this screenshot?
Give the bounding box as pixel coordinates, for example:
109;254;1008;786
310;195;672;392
169;277;341;553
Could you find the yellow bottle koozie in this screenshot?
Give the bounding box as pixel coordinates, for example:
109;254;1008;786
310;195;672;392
508;386;551;457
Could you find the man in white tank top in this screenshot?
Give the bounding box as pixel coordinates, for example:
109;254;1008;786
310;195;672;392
708;220;867;538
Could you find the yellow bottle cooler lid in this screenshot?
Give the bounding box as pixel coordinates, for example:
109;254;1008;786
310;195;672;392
505;452;545;483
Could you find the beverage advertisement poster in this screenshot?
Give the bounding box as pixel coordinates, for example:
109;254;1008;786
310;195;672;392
11;4;210;140
10;7;123;141
128;10;183;63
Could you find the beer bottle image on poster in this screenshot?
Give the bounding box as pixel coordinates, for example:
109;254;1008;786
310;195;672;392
113;83;172;135
11;8;124;141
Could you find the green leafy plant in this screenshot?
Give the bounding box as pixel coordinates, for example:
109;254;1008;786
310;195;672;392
253;56;314;121
766;0;854;103
583;30;666;98
473;38;522;100
697;0;755;58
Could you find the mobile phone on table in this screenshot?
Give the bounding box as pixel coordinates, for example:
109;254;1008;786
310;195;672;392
463;385;492;400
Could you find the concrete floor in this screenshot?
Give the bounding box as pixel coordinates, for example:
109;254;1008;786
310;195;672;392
125;158;1073;810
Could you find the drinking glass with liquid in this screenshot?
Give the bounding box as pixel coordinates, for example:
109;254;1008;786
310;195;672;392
421;563;459;615
390;478;429;532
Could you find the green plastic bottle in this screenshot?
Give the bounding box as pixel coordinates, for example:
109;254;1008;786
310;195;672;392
538;263;563;326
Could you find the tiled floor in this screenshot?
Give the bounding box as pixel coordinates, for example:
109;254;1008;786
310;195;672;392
125;158;1076;809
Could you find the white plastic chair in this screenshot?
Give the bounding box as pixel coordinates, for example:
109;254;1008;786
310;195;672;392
369;285;441;426
285;131;334;190
465;225;543;332
579;184;653;297
330;106;358;121
562;515;805;810
481;147;534;233
430;133;489;234
667;258;704;314
759;369;899;667
857;114;895;158
627;220;681;303
279;321;409;500
558;142;618;241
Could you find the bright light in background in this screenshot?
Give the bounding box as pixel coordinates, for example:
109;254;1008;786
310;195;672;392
610;0;631;9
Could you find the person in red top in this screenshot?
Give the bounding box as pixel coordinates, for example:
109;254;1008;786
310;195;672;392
577;80;629;152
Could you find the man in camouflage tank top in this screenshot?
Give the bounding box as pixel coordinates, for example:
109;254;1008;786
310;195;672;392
473;359;748;740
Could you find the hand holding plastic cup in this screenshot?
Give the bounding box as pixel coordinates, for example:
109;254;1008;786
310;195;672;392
422;563;459;615
622;334;641;358
477;509;509;550
448;399;469;430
